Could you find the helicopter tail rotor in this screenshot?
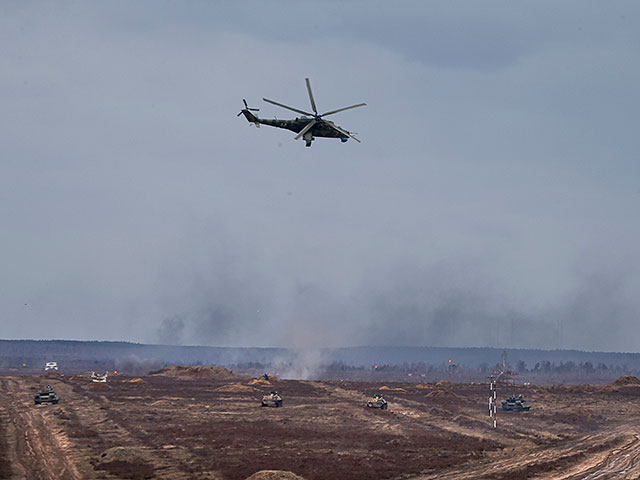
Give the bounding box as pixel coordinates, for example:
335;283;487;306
238;99;261;127
237;98;259;116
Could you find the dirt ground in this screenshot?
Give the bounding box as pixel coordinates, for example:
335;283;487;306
2;369;640;479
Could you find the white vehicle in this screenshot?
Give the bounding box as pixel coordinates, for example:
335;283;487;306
91;371;108;383
44;362;58;371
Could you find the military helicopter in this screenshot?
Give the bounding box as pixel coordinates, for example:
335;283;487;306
238;78;366;147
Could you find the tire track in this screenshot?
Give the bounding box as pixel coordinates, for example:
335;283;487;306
1;378;81;480
565;434;640;480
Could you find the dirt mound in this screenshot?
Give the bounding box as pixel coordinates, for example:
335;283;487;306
97;446;152;464
611;376;640;387
153;365;239;380
94;446;155;479
436;381;452;387
416;384;433;389
564;386;582;393
427;389;457;397
379;386;406;392
215;384;254;393
245;470;306;480
68;374;92;382
248;378;272;386
126;378;144;383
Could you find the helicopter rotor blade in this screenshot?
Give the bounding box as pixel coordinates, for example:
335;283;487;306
327;121;361;143
305;78;318;115
242;99;259;112
263;98;312;116
237;98;260;117
320;103;367;117
294;119;317;140
242;98;260;112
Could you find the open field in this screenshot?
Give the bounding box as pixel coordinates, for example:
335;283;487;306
2;368;640;479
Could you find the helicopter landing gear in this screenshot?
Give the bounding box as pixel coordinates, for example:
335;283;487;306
303;132;314;147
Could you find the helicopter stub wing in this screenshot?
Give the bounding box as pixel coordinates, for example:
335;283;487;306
294;119;317;140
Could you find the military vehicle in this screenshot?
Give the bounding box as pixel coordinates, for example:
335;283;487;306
367;393;388;410
44;361;58;372
91;371;108;383
239;78;366;147
501;394;531;411
34;385;59;405
261;391;283;408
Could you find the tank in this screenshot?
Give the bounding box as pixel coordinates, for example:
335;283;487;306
34;385;59;405
501;394;530;411
261;391;283;407
366;393;388;410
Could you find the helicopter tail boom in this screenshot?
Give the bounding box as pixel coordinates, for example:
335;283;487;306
240;109;260;125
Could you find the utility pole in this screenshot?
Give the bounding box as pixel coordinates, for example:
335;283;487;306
489;376;498;429
489;352;510;429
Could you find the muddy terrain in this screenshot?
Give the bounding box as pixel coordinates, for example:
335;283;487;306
1;368;640;479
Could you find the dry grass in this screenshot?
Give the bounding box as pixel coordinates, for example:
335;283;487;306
214;384;254;393
0;415;11;478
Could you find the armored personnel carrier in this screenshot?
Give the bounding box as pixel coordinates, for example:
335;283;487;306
261;391;283;407
501;394;530;411
367;393;388;410
34;385;59;405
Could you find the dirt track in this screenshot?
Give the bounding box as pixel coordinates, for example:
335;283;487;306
1;378;83;479
2;372;640;479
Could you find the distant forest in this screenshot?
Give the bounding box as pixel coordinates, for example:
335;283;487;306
320;359;625;375
1;339;638;383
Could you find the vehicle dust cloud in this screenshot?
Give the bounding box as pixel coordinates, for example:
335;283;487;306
271;349;328;380
149;248;640;358
115;355;163;376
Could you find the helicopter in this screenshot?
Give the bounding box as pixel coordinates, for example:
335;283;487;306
238;78;366;147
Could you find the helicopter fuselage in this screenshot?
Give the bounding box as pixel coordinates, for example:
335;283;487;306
249;115;348;142
243;112;349;140
263;117;347;139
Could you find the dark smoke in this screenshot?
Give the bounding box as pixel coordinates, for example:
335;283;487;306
156;316;185;345
552;267;638;351
149;244;640;353
115;354;163;375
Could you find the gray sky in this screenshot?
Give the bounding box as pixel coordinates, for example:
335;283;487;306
2;1;640;351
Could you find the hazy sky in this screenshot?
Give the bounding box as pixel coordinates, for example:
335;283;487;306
2;1;640;351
